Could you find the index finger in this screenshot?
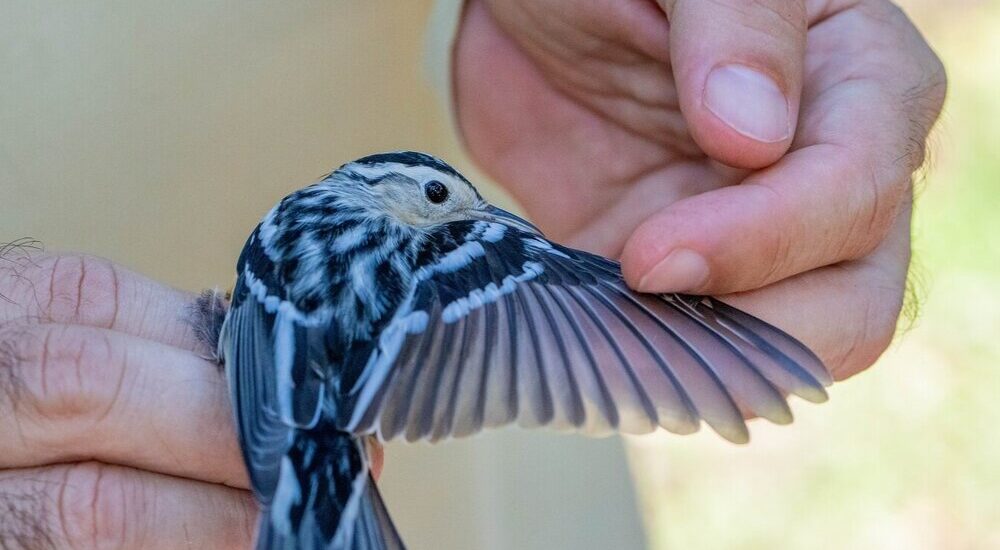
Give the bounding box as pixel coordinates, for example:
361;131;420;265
0;249;215;354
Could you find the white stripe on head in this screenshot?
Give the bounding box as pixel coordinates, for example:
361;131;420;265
344;162;471;192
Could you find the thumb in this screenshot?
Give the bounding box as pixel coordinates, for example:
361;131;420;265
661;0;807;168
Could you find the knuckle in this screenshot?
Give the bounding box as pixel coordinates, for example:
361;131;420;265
744;182;797;286
834;281;904;378
42;254;120;329
761;219;794;286
43;327;123;426
16;324;125;430
854;155;905;258
57;463;135;549
831;144;906;262
861;2;947;123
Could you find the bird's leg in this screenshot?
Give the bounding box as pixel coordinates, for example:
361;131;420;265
188;287;229;366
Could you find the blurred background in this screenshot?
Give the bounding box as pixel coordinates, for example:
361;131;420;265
1;1;997;549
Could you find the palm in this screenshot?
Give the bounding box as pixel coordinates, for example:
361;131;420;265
455;0;734;255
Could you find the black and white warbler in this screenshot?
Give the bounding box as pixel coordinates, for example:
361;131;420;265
218;151;832;550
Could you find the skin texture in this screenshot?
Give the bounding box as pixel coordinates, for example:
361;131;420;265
0;250;256;548
0;0;945;545
455;0;946;380
0;249;384;549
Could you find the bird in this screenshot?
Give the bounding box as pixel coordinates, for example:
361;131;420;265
216;151;832;550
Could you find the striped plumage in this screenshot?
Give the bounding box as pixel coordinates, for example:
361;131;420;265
219;151;832;550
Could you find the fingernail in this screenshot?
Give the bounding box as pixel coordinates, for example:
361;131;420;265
637;248;710;293
704;64;790;143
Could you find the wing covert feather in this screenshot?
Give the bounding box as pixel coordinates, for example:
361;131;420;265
338;221;830;444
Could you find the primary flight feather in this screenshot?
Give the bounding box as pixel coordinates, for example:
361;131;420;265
218;151;832;550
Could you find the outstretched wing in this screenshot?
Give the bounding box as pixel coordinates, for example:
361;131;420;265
338;220;831;444
220;226;327;502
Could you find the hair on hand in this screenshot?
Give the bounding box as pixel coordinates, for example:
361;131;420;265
0;484;55;550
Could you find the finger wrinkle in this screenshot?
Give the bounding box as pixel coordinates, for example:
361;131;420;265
683;0;806;33
106;264;120;336
839;155;893;262
763;218;793;287
90;338;127;431
745;181;795;286
832;283;901;379
46;256;60;327
73;258;85;324
38;326;53;401
830;292;872;378
58;463;130;550
30;326;122;428
55;466;73;550
752;0;807;27
42;255;119;331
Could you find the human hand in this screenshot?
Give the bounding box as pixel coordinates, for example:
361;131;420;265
453;0;946;380
0;248;255;548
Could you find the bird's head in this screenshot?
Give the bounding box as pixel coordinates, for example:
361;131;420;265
327;151;540;234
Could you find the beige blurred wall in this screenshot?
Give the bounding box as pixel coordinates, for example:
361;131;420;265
1;3;644;549
2;1;460;290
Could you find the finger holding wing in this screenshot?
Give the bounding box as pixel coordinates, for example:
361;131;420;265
338;219;831;444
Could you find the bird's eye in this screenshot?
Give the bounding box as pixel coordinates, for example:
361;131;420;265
424;180;449;204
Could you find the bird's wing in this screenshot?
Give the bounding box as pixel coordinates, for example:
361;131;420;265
337;220;831;444
220;228;327;502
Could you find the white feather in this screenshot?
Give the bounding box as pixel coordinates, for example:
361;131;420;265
270;456;301;536
245;269;328;327
481;222;507;243
414;240;486;280
441;261;546;323
345;163;467;189
273;309;297;424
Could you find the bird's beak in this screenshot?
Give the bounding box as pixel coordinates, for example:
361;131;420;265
472;205;544;236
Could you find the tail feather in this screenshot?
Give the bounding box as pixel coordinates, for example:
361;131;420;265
350;479;405;550
256;430;404;550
